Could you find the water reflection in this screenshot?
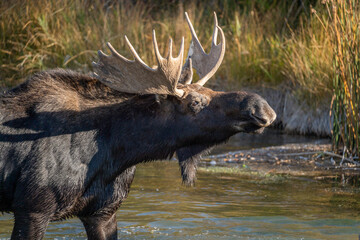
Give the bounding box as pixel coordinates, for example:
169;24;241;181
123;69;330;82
1;161;359;239
0;131;359;239
210;128;327;154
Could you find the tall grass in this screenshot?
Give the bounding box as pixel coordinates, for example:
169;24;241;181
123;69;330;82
0;0;347;137
1;0;359;158
330;0;360;159
0;1;333;100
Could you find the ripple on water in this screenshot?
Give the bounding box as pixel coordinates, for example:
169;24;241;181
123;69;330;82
0;160;360;239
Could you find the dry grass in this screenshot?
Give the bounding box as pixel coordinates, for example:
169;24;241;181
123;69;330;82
0;1;333;98
0;0;210;86
329;0;359;159
1;0;357;142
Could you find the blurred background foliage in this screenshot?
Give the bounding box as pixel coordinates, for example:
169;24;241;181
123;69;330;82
0;0;359;157
0;0;327;100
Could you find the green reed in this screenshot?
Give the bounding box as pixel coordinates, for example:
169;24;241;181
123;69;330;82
330;0;360;159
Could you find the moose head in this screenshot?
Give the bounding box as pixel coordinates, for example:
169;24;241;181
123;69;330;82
0;11;277;240
92;12;276;185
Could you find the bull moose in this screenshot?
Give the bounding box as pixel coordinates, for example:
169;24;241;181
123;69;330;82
0;12;276;239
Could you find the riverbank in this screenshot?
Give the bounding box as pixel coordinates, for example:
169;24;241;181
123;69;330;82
0;0;338;137
200;140;360;182
255;87;331;137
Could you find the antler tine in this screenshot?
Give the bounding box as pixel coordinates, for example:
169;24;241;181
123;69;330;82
212;12;218;45
167;38;173;59
197;24;225;86
93;32;185;97
152;30;163;65
182;12;226;86
124;36;153;71
184;12;206;56
106;42;130;63
152;30;185;96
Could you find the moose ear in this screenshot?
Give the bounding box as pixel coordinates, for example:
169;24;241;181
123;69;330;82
179;57;193;85
186;92;209;114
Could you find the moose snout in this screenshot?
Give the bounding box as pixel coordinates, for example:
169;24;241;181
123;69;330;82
262;105;276;127
254;102;276;127
247;95;277;128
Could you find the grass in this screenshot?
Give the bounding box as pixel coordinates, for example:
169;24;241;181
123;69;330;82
329;0;360;160
0;0;359;157
0;0;333;100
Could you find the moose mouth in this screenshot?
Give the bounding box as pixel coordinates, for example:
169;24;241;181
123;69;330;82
245;124;265;134
233;114;268;134
250;114;269;127
233;121;265;134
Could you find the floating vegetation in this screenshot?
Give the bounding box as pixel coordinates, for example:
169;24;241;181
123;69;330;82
198;166;288;184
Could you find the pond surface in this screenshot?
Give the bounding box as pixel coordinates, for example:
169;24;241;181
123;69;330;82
0;130;359;239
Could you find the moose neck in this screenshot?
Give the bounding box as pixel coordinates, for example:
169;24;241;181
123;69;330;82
89;98;185;174
81;95;232;181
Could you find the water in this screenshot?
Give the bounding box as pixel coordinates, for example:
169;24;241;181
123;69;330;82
209;128;325;154
1;130;359;239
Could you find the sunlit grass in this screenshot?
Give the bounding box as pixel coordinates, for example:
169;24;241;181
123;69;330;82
2;0;358;147
329;0;360;160
1;0;334;103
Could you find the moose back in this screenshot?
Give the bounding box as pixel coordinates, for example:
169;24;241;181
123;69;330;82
0;12;276;239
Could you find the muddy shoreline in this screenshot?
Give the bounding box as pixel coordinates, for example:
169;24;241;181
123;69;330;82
201;141;360;180
249;87;331;137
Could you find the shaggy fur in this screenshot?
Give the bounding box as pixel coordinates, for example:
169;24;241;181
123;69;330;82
0;69;276;239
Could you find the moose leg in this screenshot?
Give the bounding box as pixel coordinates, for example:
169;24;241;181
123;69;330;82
80;213;117;240
80;166;135;239
11;212;50;240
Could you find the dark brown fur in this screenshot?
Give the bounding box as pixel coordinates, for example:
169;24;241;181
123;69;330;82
0;69;276;239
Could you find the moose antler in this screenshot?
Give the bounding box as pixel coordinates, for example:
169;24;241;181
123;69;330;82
183;12;225;86
93;31;185;97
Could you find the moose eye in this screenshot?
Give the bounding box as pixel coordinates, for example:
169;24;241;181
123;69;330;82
192;100;200;106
